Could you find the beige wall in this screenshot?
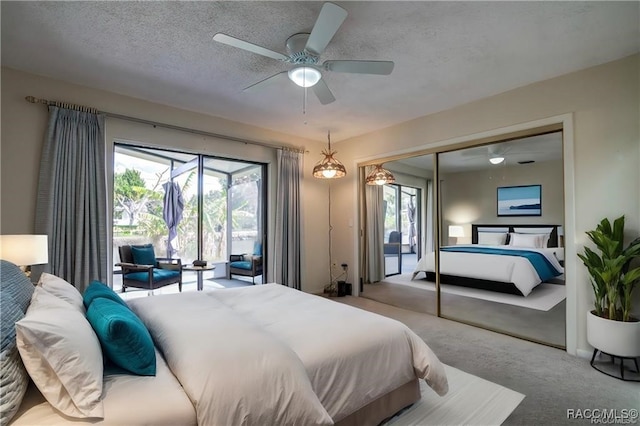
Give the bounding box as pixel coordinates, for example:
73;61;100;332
442;160;564;243
2;54;638;356
0;67;331;294
330;54;639;356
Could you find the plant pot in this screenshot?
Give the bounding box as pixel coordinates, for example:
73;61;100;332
587;311;640;357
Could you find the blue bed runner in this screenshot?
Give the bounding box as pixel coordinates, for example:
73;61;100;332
441;246;562;281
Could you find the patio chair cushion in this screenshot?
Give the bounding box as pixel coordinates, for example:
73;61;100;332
229;260;253;270
124;269;180;283
253;241;262;256
83;281;130;310
86;297;156;376
131;244;156;266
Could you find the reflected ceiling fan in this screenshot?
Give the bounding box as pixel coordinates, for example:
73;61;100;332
459;143;547;165
212;2;394;105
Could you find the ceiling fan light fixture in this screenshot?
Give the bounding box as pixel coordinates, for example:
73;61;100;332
489;156;505;165
313;131;346;179
365;164;396;186
288;66;322;88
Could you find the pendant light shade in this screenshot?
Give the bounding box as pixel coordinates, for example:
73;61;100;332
313;131;346;179
365;164;396;186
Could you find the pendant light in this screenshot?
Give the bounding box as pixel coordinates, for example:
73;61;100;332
313;131;346;179
365;164;396;185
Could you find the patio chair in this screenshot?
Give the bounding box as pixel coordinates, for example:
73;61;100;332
384;231;402;275
117;244;182;293
384;231;402;255
228;241;263;284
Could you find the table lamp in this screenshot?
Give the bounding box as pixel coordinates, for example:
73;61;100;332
448;225;465;245
0;234;49;278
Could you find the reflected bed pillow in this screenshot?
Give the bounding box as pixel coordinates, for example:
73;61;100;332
477;232;508;246
16;289;104;419
509;232;546;248
513;227;553;247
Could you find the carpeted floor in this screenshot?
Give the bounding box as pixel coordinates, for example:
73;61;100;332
336;296;639;426
362;279;566;347
386;273;566;311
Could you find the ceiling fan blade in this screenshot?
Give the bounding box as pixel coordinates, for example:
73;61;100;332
304;2;348;56
312;78;336;105
213;33;289;62
243;71;288;93
323;60;395;75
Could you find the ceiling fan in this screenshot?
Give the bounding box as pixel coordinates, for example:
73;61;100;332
212;2;394;105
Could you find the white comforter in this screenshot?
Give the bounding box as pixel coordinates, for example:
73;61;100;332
128;291;333;426
412;245;564;296
129;284;448;424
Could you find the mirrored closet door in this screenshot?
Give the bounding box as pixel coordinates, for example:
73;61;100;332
358;132;566;348
436;132;566;347
360;155;437;316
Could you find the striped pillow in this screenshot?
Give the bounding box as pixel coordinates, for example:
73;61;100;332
0;289;29;426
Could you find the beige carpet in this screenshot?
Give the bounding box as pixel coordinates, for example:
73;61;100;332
386;273;565;311
387;365;525;426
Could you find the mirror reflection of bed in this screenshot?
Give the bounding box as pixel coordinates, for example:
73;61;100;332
361;132;566;348
413;224;564;297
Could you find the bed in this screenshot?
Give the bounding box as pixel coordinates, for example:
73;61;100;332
412;224;564;296
1;259;448;426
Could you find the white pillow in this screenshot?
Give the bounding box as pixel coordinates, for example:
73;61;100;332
477;232;508;246
513;228;553;247
16;290;104;419
509;233;545;248
513;227;554;234
37;273;84;313
477;227;509;233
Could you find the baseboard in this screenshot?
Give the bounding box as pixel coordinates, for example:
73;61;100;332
576;348;593;359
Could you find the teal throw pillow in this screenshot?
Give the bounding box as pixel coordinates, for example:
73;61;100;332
86;297;156;376
83;280;129;310
131;244;156;266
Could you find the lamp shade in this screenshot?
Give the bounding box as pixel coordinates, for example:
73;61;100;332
288;66;322;88
313;131;346;179
0;235;48;266
365;164;396;186
448;225;465;238
489;156;505;165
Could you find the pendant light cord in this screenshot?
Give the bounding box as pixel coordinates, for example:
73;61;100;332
327;182;334;292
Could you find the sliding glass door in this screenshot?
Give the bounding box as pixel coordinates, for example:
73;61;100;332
112;144;266;290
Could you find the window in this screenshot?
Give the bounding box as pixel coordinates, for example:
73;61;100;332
113;144;266;289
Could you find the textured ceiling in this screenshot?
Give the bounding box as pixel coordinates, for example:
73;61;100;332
1;1;638;143
393;132;563;174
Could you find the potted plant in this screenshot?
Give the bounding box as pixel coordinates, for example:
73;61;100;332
578;216;640;359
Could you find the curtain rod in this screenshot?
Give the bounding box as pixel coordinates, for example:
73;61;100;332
25;96;306;153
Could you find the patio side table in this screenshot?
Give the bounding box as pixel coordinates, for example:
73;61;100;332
182;264;216;291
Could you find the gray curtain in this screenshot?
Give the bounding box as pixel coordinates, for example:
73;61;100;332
364;166;385;283
408;197;416;253
274;149;302;289
425;179;434;253
162;181;184;258
34;106;107;291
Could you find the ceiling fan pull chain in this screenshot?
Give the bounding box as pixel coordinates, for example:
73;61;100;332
303;86;307;122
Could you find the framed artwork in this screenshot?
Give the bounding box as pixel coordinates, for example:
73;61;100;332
497;185;542;217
